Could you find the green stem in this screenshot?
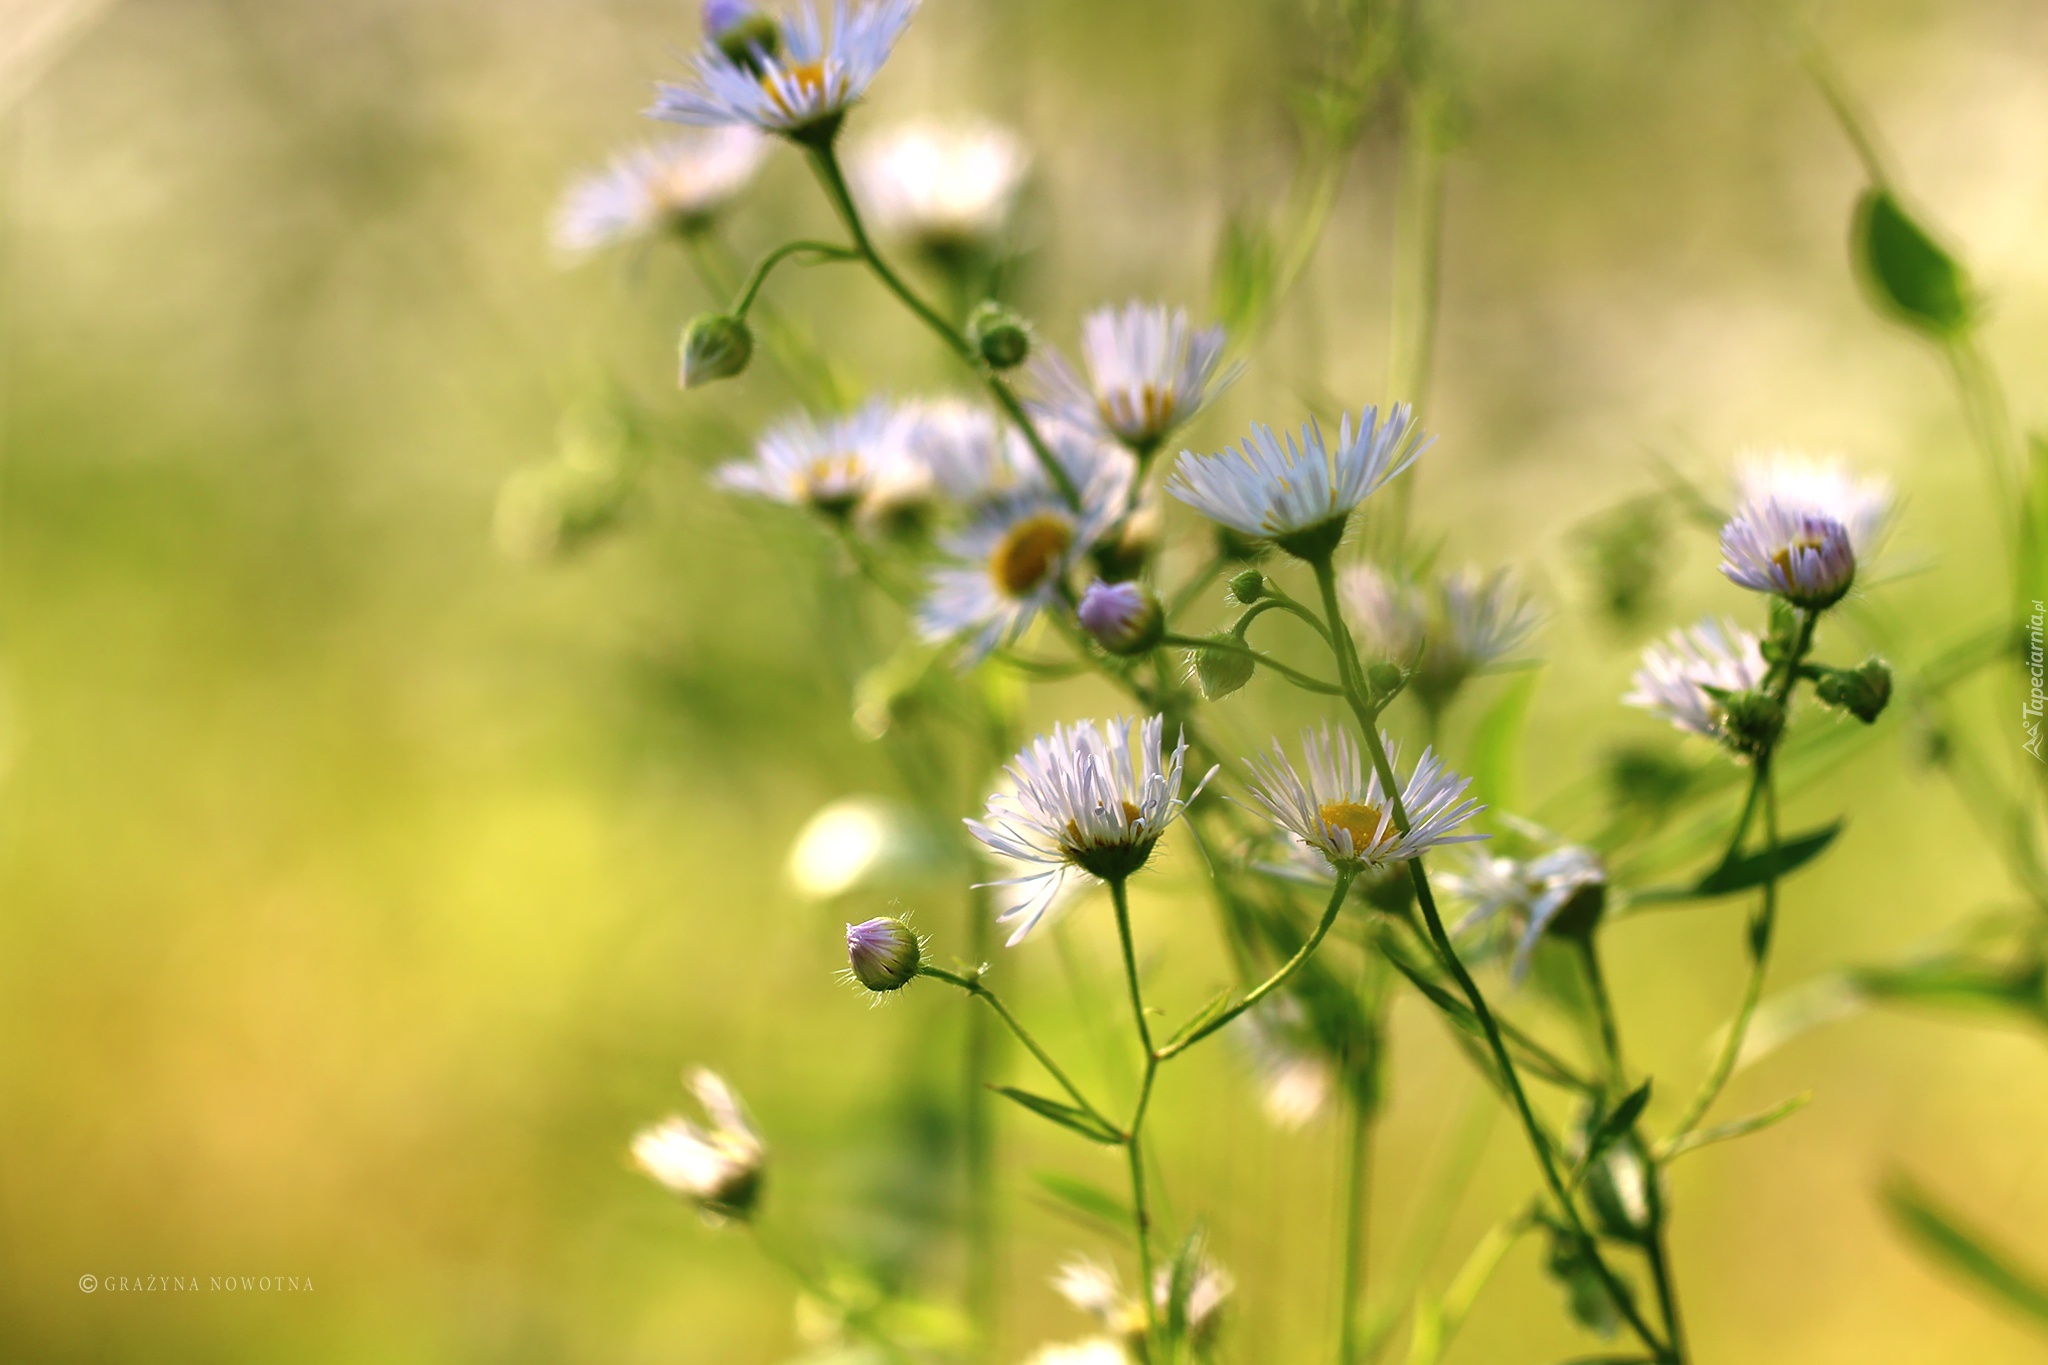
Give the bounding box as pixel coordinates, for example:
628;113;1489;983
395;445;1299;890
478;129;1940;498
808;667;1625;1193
1108;877;1161;1331
730;239;862;318
963;888;998;1359
1578;938;1627;1093
1159;631;1344;696
1156;869;1358;1059
1338;945;1379;1365
920;965;1116;1133
800;140;1082;510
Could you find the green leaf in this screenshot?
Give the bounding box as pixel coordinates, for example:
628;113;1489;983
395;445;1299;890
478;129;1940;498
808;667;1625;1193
1660;1091;1812;1162
1850;952;2047;1017
1631;822;1844;907
1030;1171;1134;1232
1581;1081;1652;1172
990;1087;1121;1145
1469;669;1540;814
1211;214;1276;336
1852;189;1972;337
1882;1173;2048;1328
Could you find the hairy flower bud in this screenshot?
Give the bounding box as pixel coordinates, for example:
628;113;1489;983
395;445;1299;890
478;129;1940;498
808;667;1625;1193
1714;687;1785;758
681;313;754;388
968;301;1032;370
1815;658;1891;724
1190;633;1256;701
1228;568;1266;604
845;916;922;993
1365;661;1406;703
704;1;780;71
1078;580;1164;656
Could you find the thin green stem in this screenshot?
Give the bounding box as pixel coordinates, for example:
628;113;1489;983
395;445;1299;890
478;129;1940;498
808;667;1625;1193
1338;942;1379;1365
730;239;862;318
1108;877;1160;1330
920;965;1116;1132
1578;939;1627;1093
1159;631;1344;696
1156;869;1359;1059
963;888;998;1360
800;140;1082;510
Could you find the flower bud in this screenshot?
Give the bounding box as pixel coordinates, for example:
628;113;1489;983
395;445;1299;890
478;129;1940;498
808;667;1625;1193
680;313;753;388
845;916;922;993
1815;658;1891;724
967;301;1032;370
1227;568;1266;604
1714;687;1785;758
705;1;780;71
1078;580;1164;656
1365;661;1406;703
1190;633;1256;701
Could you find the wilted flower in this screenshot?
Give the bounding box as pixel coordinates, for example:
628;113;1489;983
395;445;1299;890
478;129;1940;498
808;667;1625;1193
852;119;1029;249
1623;618;1771;750
1440;844;1606;980
843;915;923;993
653;0;920;138
630;1068;765;1221
1170;407;1429;560
967;716;1215;944
713;400;907;518
552;129;769;257
1077;580;1164;655
1031;302;1232;455
916;437;1130;663
1242;724;1482;870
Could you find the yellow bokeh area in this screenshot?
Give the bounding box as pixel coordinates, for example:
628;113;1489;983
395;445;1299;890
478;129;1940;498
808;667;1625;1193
1;1;2045;1362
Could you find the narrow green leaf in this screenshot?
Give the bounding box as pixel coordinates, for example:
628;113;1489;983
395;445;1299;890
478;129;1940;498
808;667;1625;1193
1582;1081;1652;1171
1660;1091;1812;1161
1469;669;1540;814
1694;821;1843;896
1030;1172;1134;1232
1850;952;2046;1016
1211;214;1276;336
1852;189;1972;337
991;1086;1120;1145
1162;986;1236;1051
1883;1173;2048;1327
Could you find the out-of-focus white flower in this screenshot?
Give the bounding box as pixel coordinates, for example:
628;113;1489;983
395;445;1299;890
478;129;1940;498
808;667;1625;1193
653;0;920;137
1239;998;1337;1129
787;795;951;899
1623;618;1769;744
853;119;1029;247
1031;302;1232;454
552;129;769;257
713;401;908;517
916;435;1130;663
1735;452;1893;558
631;1068;765;1221
1052;1247;1233;1349
1440;844;1606;980
1021;1340;1129;1365
1242;725;1483;871
1170;407;1429;559
1342;563;1543;710
967;716;1214;945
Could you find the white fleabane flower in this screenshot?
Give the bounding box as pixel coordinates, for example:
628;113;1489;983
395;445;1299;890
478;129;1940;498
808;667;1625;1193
552;130;768;258
1052;1249;1232;1348
967;716;1215;945
1719;498;1858;610
1339;563;1427;666
1053;1259;1146;1338
853;120;1029;248
653;0;920;138
1030;302;1232;455
630;1068;765;1222
1022;1340;1129;1365
1440;845;1605;981
713;400;906;517
1623;618;1769;743
1736;451;1893;557
1436;566;1542;673
916;437;1131;662
1239;998;1337;1129
1170;407;1430;560
1242;724;1482;870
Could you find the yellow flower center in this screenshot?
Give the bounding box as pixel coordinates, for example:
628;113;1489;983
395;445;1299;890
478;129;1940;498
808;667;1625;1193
801;454;865;509
1063;800;1144;849
988;513;1073;597
1769;537;1824;582
762;61;828;117
1318;801;1390;855
1103;384;1175;441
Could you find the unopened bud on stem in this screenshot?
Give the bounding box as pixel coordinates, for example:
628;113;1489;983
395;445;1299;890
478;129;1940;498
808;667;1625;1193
1078;580;1164;656
845;917;922;993
967;301;1032;370
681;313;753;388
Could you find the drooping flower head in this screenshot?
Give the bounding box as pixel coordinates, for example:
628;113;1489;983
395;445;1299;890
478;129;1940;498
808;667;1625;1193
630;1068;765;1222
917;434;1131;663
1623;618;1771;748
1242;724;1482;870
552;129;769;258
653;0;920;139
967;716;1215;944
852;119;1029;250
1031;302;1232;455
713;400;907;518
1170;407;1430;561
1440;844;1606;981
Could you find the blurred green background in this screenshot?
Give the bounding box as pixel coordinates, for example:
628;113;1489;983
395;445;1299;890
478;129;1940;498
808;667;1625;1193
2;0;2045;1361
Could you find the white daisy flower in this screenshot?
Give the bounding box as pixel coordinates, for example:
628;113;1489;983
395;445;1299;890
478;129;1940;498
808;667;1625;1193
630;1067;765;1221
966;716;1215;945
1735;451;1893;557
1440;844;1605;981
1022;1340;1129;1365
713;400;907;517
1241;724;1483;871
1718;498;1859;610
552;129;769;258
1238;998;1338;1129
852;119;1029;248
1340;564;1541;711
1339;563;1427;666
653;0;920;138
916;436;1131;663
1169;407;1430;560
1053;1248;1233;1345
1030;302;1233;455
1623;618;1770;743
899;398;1119;510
